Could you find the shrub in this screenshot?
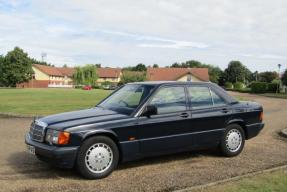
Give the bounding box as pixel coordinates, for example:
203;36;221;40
250;82;268;93
233;82;245;90
92;84;100;89
74;85;83;89
267;82;279;93
224;82;233;89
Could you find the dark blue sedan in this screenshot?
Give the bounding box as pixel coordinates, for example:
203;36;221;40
26;81;264;179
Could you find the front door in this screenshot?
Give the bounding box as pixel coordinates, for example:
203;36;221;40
137;85;193;154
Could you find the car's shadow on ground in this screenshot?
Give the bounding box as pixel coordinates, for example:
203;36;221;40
7;148;221;180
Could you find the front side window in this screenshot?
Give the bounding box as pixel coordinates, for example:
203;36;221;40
99;84;155;115
149;86;186;114
188;86;213;109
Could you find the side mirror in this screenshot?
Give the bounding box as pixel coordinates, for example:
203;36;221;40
142;105;158;117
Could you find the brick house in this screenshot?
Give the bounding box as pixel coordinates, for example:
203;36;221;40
146;67;209;82
17;64;75;88
96;68;122;85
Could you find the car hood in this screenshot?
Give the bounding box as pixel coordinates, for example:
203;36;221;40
38;107;129;131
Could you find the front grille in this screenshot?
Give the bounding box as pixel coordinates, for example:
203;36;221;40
30;121;46;142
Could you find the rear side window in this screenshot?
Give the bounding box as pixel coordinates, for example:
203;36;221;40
150;86;186;114
188;86;227;109
211;90;226;106
188;86;213;109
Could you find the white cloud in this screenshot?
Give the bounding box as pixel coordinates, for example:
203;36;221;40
0;0;287;71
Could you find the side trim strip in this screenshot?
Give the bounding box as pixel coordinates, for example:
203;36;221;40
246;122;264;127
120;128;225;144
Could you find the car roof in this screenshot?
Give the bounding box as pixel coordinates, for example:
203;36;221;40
127;81;212;86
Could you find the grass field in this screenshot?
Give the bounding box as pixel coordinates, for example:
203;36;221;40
200;169;287;192
0;88;248;116
0;88;111;116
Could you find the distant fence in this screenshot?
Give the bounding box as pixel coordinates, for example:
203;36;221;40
17;80;50;88
16;80;74;88
48;84;73;88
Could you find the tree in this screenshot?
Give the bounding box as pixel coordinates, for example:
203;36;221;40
281;69;287;86
95;64;101;68
258;71;278;83
133;63;147;71
120;71;146;84
152;64;159;68
223;61;252;84
0;55;4;86
0;47;33;87
29;57;53;66
72;65;98;86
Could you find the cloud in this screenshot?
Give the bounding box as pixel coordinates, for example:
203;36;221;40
0;0;286;72
138;41;208;49
258;54;287;60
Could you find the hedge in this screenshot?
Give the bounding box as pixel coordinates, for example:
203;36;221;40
267;82;279;93
224;82;233;89
250;82;268;93
233;82;245;89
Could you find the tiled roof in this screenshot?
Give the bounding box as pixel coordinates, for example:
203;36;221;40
56;67;75;77
147;67;209;81
97;68;121;78
33;64;75;77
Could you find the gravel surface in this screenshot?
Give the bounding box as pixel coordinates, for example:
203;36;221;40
0;92;286;192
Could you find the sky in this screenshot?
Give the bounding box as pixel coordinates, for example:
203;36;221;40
0;0;287;72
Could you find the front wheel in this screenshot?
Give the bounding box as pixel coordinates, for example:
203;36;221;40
220;124;245;157
76;136;119;179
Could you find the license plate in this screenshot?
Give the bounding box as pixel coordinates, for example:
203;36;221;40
27;145;35;155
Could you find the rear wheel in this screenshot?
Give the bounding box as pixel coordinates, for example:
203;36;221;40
76;136;119;179
220;124;245;157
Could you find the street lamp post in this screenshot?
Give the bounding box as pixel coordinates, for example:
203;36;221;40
277;64;282;94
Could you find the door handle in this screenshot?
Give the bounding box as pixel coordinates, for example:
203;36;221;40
221;108;230;113
179;112;189;118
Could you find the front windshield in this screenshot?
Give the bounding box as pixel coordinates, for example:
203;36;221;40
98;84;155;115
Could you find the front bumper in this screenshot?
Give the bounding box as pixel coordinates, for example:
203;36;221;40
25;133;79;168
245;122;265;139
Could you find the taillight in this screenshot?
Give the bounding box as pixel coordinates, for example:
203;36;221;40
259;111;263;121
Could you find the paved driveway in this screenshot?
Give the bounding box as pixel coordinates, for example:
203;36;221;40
0;92;286;192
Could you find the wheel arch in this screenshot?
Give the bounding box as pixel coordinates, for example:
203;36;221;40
226;119;247;139
81;130;123;162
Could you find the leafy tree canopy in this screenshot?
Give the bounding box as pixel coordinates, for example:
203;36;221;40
0;47;33;87
119;71;146;84
123;63;147;72
281;69;287;86
223;61;252;83
152;64;159;68
72;64;98;86
258;71;278;83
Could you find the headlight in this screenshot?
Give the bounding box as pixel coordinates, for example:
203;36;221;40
45;129;70;145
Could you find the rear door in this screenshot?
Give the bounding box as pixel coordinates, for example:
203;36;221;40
187;85;232;147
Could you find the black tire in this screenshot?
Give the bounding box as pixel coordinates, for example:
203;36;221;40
220;124;245;157
76;136;119;179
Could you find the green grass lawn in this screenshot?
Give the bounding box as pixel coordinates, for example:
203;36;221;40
200;169;287;192
0;88;249;116
260;93;287;99
0;88;111;116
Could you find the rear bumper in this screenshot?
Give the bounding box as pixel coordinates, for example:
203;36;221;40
245;122;264;139
25;133;79;168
